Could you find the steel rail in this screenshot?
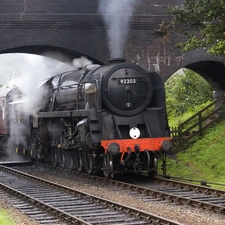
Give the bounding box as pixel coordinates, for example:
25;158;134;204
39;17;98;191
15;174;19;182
44;164;225;214
0;165;182;225
99;176;225;214
154;176;225;197
0;182;90;225
14;163;225;215
107;178;225;213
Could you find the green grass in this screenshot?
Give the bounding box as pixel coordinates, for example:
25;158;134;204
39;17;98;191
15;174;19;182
168;101;212;128
0;209;15;225
161;119;225;188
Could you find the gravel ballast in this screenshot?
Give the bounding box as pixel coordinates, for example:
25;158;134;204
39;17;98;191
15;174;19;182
0;171;224;225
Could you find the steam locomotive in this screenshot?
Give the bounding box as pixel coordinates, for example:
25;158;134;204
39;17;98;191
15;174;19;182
0;59;172;178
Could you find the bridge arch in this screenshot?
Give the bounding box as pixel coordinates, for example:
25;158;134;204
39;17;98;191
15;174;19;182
161;49;225;92
0;0;225;92
0;37;104;64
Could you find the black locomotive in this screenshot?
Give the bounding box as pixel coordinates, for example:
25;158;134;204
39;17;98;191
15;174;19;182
0;59;172;178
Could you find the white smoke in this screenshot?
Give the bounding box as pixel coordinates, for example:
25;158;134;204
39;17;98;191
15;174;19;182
0;53;91;160
98;0;136;58
72;56;93;69
5;54;92;113
7;54;73;112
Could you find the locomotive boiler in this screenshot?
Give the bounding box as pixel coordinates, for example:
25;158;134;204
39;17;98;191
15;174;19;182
1;59;172;178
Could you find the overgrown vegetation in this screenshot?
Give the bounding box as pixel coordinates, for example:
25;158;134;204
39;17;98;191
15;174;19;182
163;0;225;186
165;120;225;187
165;68;213;127
167;0;225;55
163;69;225;187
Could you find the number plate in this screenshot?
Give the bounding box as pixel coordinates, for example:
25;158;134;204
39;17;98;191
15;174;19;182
118;78;137;85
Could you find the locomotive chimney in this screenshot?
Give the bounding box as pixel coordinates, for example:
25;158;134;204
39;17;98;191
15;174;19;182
108;58;126;64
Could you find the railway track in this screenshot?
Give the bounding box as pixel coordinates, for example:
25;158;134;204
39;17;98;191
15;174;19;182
111;175;225;214
0;165;181;225
14;163;225;215
102;175;225;214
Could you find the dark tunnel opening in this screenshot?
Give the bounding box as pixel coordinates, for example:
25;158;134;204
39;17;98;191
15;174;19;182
185;60;225;91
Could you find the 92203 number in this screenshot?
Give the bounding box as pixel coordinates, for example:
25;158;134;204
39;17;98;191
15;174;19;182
118;78;136;85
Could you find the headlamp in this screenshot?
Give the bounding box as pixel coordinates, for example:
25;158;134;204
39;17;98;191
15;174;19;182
129;127;140;139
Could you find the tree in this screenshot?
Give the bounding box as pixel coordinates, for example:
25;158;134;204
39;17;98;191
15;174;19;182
167;0;225;55
165;69;213;116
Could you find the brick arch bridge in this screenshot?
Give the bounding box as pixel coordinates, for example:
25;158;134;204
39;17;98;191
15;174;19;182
1;0;225;93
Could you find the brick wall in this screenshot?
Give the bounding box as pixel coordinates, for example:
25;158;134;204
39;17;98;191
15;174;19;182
0;0;225;89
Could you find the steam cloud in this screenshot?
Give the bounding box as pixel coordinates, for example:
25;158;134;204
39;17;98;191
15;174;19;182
1;54;91;161
72;56;93;69
7;54;92;112
98;0;136;58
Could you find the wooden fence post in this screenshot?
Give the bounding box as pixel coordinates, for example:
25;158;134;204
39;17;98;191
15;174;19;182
178;124;182;149
198;112;202;137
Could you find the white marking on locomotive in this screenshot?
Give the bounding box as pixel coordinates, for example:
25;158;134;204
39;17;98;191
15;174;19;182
129;127;140;139
125;102;132;107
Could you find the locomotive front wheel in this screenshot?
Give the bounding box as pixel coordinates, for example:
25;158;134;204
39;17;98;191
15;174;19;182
72;150;82;172
153;155;158;171
77;152;83;173
86;154;95;175
58;151;66;168
67;151;75;170
102;154;113;179
59;151;74;170
51;148;58;168
147;152;158;178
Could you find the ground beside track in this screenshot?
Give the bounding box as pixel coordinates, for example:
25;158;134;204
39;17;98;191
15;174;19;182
3;164;224;225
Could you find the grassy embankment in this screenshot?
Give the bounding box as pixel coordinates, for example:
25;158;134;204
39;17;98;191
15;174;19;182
161;110;225;188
